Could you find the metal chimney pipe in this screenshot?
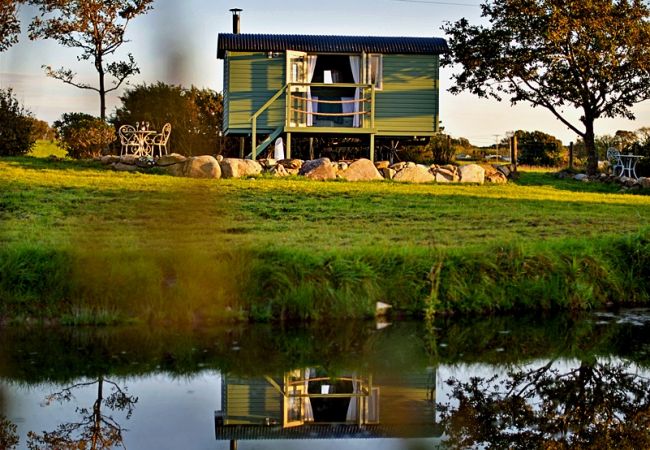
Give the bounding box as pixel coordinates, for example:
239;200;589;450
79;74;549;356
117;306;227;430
230;8;242;34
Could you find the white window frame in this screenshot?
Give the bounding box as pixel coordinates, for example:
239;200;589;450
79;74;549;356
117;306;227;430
366;54;383;90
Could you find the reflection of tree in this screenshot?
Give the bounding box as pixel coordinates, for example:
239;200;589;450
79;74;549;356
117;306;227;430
439;361;650;449
27;376;137;450
0;414;19;449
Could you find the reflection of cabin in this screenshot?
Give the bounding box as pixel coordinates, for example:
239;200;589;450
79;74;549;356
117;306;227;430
217;17;448;160
214;367;441;444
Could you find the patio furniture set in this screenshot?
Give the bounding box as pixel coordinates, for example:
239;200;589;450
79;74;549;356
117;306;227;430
607;148;644;180
118;123;172;157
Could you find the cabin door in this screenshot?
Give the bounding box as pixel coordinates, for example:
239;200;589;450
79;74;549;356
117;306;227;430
286;50;309;127
283;384;306;427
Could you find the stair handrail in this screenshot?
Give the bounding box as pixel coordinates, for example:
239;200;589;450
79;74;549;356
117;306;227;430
251;84;288;159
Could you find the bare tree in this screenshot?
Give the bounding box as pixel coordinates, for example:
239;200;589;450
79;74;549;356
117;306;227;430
27;0;153;120
27;376;138;450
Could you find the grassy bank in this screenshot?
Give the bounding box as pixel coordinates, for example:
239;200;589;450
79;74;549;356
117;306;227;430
1;153;650;323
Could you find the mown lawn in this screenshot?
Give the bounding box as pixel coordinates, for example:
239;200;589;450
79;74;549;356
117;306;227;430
2;156;648;251
1;151;649;322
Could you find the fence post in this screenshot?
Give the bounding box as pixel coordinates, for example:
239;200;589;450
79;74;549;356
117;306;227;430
510;135;518;171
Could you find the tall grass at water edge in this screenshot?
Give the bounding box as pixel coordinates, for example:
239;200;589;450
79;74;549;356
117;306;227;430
1;230;649;323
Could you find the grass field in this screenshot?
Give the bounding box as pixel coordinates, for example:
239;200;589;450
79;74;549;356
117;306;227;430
27;139;67;158
1;146;649;323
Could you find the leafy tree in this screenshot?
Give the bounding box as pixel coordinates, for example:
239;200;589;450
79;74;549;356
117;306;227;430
27;117;55;141
0;88;35;156
438;361;650;449
54;112;115;158
442;0;650;175
0;0;22;52
112;82;224;156
515;130;564;166
27;0;153;120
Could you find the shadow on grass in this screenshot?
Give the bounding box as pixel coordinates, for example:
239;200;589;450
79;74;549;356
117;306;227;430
2;155;110;173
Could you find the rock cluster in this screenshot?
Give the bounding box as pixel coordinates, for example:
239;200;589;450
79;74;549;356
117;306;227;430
555;170;650;191
99;154;514;184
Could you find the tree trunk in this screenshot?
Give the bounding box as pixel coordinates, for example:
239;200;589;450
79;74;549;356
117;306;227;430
98;57;106;121
584;119;598;176
92;377;104;450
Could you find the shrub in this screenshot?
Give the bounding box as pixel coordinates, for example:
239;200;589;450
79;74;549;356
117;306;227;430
54;113;115;158
27;117;55;141
516;130;563;166
399;134;458;165
0;88;35;156
112;82;223;156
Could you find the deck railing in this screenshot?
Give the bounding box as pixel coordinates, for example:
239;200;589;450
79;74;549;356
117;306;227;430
286;82;375;130
250;82;376;159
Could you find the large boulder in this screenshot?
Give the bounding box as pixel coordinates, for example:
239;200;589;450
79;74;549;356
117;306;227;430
431;166;459;183
177;155;222;179
482;165;508;184
340;158;383;181
219;158;263;178
165;156;221;178
638;177;650;189
305;163;337;180
101;155;120;165
434;172;454;183
156;153;187;167
269;164;290;177
390;162;407;171
119;154;138;165
459;164;485;184
495;164;513;178
393;166;435;183
486;171;508;184
278;159;303;170
112;162;138;172
380;167;396;180
299;158;331;176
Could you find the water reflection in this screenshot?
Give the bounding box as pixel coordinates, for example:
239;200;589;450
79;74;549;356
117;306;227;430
216;367;441;442
0;309;649;449
438;360;650;449
0;414;19;449
26;376;137;449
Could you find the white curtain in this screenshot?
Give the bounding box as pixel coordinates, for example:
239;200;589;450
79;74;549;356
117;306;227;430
346;376;360;422
304;368;314;421
341;97;354;127
306;55;318;126
349;56;361;128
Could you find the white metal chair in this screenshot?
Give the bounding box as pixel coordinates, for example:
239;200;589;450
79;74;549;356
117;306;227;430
606;148;624;176
118;125;139;156
148;123;172;157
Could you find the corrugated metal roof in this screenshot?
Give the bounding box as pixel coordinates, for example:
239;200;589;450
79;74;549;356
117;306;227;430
215;423;444;440
217;34;448;59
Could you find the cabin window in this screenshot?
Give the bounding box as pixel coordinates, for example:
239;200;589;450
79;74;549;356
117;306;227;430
366;54;383;90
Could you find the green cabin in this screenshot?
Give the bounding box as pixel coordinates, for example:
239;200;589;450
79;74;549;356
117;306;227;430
217;25;448;160
214;367;442;445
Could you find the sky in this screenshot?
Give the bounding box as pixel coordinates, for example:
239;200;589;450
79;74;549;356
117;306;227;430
0;0;648;147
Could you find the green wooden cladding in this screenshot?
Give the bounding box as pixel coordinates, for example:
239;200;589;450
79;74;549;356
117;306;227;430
223;51;440;137
226;52;286;133
375;54;439;136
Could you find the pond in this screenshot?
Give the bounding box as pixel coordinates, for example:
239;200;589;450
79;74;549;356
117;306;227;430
2;309;650;449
